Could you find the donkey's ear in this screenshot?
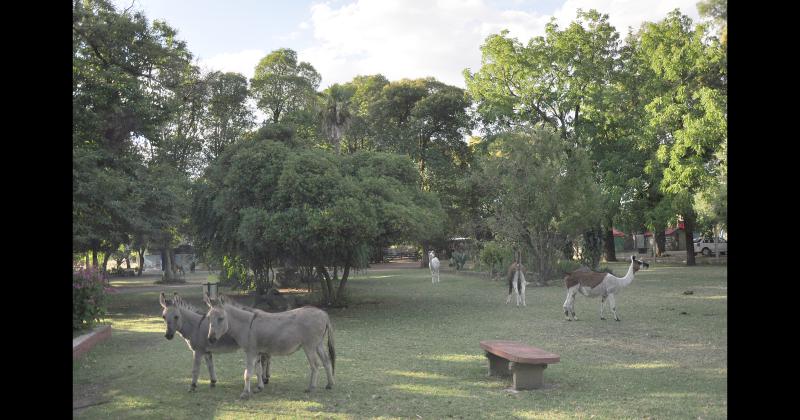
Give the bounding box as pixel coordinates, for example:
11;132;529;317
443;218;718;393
203;292;213;307
159;292;168;308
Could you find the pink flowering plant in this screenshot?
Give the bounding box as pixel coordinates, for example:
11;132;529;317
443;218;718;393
73;266;108;330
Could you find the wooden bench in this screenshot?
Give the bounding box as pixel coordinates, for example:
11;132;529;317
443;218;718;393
480;340;560;390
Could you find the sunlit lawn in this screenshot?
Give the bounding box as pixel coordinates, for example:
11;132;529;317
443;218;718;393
73;261;727;419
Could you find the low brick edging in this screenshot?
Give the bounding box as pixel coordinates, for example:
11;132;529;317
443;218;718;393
73;325;112;360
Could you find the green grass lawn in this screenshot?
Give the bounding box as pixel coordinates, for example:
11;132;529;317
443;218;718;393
73;262;727;419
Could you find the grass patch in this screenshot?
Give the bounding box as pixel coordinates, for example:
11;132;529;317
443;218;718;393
74;262;727;419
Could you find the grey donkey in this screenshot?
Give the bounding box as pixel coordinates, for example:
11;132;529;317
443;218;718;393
159;292;269;391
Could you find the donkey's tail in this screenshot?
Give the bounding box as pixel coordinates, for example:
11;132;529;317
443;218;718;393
326;318;336;375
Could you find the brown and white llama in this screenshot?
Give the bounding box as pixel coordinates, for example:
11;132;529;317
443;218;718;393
505;260;528;306
562;255;649;321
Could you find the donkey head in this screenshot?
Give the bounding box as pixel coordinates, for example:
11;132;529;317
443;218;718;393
204;292;228;344
159;292;183;340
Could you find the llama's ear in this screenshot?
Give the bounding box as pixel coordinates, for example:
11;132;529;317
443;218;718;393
159;292;168;308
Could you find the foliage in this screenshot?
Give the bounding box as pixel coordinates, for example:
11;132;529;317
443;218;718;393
450;251;469;270
192;139;446;303
465;10;620;140
478;240;512;279
219;255;251;290
250;48;321;123
202;71;254;162
73;267;108;330
479;128;602;283
318;83;354;153
73;0;198;277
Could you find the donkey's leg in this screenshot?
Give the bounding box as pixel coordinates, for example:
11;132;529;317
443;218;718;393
608;293;620;321
260;354;271;385
253;356;265;393
302;345;321;393
204;352;218;388
240;353;258;399
316;343;335;389
189;351;203;392
518;271;527;307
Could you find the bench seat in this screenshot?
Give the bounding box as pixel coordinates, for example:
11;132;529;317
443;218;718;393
480;340;560;390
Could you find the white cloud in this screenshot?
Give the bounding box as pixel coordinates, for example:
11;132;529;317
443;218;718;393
196;49;266;80
299;0;705;89
550;0;701;35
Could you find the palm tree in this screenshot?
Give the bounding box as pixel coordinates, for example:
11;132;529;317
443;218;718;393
319;84;353;154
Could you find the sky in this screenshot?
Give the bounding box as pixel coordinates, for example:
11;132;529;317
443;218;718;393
112;0;703;89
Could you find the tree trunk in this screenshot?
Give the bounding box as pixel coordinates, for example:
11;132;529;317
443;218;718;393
604;220;617;262
420;244;429;268
684;214;697;266
125;257;131;270
85;254;90;269
162;248;175;281
317;266;332;305
335;265;351;304
92;249;99;268
137;248;145;277
101;253;110;274
654;230;667;257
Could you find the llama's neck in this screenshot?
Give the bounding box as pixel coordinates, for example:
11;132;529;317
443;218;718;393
614;261;636;288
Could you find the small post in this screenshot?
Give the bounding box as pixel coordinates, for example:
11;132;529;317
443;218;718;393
203;282;218;299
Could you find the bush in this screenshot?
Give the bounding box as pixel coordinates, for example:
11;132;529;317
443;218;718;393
450;251;469;270
73;267;108;331
219;255;251;290
479;241;512;279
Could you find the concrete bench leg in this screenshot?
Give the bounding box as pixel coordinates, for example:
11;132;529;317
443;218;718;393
509;362;547;390
485;352;510;377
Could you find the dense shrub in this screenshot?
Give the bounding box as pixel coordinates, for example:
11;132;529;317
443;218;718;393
73;267;108;331
450;251;469;270
478;241;512;279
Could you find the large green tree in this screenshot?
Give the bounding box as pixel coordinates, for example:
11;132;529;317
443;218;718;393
73;0;195;272
251;48;321;124
465;10;632;263
192;139;445;304
479;128;602;283
634;9;727;265
202;71;254;162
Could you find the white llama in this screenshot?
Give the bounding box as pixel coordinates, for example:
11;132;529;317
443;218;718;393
428;251;440;283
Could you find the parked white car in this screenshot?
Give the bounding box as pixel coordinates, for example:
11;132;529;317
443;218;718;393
693;237;727;256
